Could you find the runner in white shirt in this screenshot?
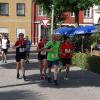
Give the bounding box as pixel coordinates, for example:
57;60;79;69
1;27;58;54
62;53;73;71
1;35;10;63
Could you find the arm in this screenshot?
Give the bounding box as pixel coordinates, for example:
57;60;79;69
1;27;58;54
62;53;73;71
12;44;21;49
37;46;44;52
44;41;53;52
12;40;21;49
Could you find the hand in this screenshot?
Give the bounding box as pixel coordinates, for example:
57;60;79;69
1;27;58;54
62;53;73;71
40;48;44;51
17;44;21;48
47;48;52;52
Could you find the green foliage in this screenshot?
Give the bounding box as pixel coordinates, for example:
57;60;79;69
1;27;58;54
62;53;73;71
91;32;100;42
72;52;100;74
86;56;100;74
33;0;99;27
72;52;90;69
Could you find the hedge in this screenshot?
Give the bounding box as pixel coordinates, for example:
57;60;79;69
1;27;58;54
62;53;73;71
72;53;100;74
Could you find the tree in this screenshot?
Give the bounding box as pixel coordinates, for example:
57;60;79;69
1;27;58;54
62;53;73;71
33;0;100;28
65;0;100;26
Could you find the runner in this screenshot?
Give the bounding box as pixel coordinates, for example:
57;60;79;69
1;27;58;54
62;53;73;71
37;37;48;80
59;36;74;80
25;36;31;63
44;35;60;85
13;33;26;80
0;35;2;60
1;35;10;63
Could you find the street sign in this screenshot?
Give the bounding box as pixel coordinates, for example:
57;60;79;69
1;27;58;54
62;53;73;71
41;19;49;27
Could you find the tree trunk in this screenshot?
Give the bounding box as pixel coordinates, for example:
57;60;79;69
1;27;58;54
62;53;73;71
75;11;79;27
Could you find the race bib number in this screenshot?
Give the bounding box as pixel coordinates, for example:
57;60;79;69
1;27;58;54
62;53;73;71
19;48;25;52
65;49;71;53
51;54;58;58
40;51;46;55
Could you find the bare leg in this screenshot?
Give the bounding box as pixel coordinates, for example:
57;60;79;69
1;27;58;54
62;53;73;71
47;67;52;82
20;59;25;76
38;60;44;76
65;64;70;76
48;68;51;78
16;61;21;78
54;65;58;85
1;51;4;62
54;65;58;80
43;59;48;75
4;52;7;63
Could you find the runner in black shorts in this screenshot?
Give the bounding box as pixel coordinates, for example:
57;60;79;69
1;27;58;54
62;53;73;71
59;36;73;80
13;33;26;81
61;58;72;66
37;37;48;80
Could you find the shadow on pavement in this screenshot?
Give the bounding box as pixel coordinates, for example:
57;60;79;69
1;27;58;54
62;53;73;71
1;51;100;89
38;70;100;88
0;69;100;89
0;90;46;100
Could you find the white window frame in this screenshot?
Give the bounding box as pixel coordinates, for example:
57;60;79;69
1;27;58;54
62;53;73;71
38;5;44;16
38;5;46;16
84;8;92;18
71;12;75;17
0;27;9;33
16;3;25;16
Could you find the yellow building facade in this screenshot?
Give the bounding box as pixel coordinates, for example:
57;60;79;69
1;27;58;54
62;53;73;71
0;0;32;45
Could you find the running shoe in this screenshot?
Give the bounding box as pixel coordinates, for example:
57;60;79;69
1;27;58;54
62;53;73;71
59;68;62;72
25;60;29;63
23;75;26;81
54;80;58;86
44;75;47;80
47;77;52;83
64;75;69;80
40;76;44;80
16;73;20;79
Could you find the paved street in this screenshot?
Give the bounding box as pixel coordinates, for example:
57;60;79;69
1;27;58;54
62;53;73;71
0;51;100;100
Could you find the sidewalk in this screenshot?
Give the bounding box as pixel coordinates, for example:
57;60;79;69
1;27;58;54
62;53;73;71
0;52;100;100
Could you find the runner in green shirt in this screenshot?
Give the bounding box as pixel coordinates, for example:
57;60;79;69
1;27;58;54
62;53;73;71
44;34;60;85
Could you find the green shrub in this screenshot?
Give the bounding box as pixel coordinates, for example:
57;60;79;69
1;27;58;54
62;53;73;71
86;56;100;74
72;53;100;74
72;52;89;69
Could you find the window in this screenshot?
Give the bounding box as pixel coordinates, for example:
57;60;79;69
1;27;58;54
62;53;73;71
16;3;25;16
84;8;92;18
0;3;9;16
38;5;43;16
71;12;75;17
38;5;46;16
0;27;8;33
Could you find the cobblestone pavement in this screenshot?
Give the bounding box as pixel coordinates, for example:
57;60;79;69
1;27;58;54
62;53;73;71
0;52;100;100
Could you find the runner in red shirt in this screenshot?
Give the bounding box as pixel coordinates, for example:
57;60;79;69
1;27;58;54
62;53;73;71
59;36;73;80
37;37;48;80
13;33;27;80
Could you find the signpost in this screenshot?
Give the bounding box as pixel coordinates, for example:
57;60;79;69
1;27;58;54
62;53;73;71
41;19;49;27
41;19;49;39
